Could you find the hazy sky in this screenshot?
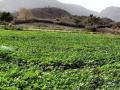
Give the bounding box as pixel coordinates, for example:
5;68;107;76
58;0;120;12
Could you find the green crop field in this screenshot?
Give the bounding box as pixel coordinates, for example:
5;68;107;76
0;30;120;89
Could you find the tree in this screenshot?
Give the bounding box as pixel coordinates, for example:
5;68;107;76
85;14;100;26
90;14;93;18
0;12;14;22
74;18;80;26
17;8;32;20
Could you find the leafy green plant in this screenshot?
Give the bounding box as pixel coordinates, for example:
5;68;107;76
0;30;120;89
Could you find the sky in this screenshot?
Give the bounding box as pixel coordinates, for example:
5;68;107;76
58;0;120;12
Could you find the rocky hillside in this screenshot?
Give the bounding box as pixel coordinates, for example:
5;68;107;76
31;7;71;19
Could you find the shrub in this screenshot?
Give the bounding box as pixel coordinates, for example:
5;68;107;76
16;27;23;31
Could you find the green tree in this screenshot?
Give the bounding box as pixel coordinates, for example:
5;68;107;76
85;14;99;26
0;12;14;22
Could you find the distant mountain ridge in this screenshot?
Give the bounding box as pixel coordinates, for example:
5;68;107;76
100;6;120;21
0;0;98;16
0;0;120;21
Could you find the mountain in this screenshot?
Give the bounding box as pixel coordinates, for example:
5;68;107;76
1;0;120;21
63;4;98;16
0;0;97;16
100;6;120;21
